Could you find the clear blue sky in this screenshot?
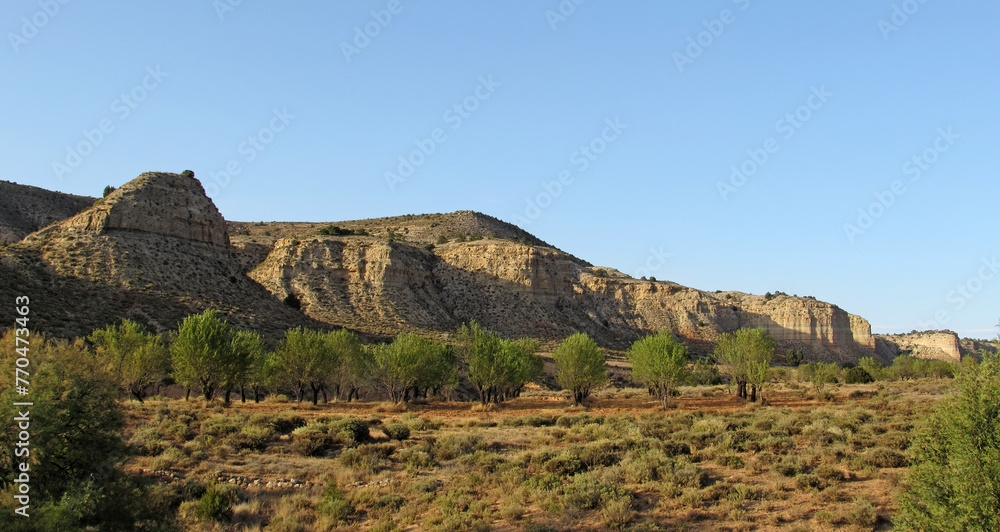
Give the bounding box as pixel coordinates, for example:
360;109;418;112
3;1;998;338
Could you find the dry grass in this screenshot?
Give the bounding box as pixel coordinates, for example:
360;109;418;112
120;380;944;530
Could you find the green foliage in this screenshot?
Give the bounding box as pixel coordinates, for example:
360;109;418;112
687;359;723;385
369;333;452;403
784;348;804;367
195;483;237;521
383;423;411;441
0;333;124;500
799;361;840;394
714;328;776;401
170;310;249;402
318;225;357;236
102;185;116;197
844;366;874;384
89;319;170;402
898;353;1000;531
274;327;339;404
180;169;195;178
858;356;884;381
593;268;608;278
553;332;607;405
456;321;543;404
436;234;448;245
628;331;690;407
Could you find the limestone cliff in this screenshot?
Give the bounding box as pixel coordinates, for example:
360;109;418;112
3;172;318;340
249;238;875;362
874;331;962;363
59;172;229;246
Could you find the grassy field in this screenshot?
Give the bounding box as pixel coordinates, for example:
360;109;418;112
119;377;955;531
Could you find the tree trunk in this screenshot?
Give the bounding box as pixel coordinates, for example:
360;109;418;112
240;386;246;403
185;386;191;401
749;384;757;403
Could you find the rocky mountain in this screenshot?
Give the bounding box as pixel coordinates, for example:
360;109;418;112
875;331;1000;363
0;172;323;340
0;172;910;364
0;180;94;244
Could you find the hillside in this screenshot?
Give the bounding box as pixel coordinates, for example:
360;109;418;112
0;180;94;244
0;172;910;364
0;172;328;341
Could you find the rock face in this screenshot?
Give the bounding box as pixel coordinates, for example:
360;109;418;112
2;172;316;340
875;331;962;363
0;180;94;244
61;172;229;246
250;238;876;362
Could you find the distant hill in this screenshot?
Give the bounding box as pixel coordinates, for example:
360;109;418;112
0;180;95;244
0;171;894;364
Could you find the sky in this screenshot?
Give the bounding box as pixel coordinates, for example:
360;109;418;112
2;1;998;338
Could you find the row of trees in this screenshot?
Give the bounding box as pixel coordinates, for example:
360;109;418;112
87;309;968;409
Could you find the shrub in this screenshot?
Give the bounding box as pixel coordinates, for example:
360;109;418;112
383;423;411;440
794;473;823;490
318;484;353;522
195;483;236;521
864;447;909;468
774;456;807;477
845;366;874;384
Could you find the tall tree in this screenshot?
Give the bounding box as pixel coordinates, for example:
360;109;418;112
225;329;264;405
456;321;543;404
171;310;242;402
368;333;427;403
275;327;336;404
713;328;776;402
628;331;690;408
553;332;607;406
898;352;1000;530
89;319;170;402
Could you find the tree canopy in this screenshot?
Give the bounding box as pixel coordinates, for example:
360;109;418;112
628;331;690;408
553;332;607;405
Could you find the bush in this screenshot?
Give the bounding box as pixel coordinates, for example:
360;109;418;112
784;348;804;366
383;423;411;440
318;484;353;522
844;366;874;384
195;483;237;521
864;447;909;468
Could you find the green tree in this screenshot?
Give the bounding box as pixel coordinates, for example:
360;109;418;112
784;348;804;367
103;185;116;197
898;353;1000;530
456;322;543;404
628;331;690;408
227;329;264;404
368;333;426;403
325;329;364;401
275;327;336;404
171;310;242;402
858;356;884;381
89;319;170;402
714;328;776;402
0;332;124;500
799;361;839;394
553;332;607;405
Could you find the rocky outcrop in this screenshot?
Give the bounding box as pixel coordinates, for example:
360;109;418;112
60;172;229;246
0;180;94;244
960;338;999;361
875;331;962;363
3;172;318;340
250;238;876;362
